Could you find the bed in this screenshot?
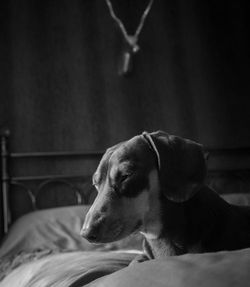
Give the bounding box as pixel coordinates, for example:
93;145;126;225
1;129;250;287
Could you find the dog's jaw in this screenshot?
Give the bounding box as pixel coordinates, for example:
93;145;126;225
140;169;162;240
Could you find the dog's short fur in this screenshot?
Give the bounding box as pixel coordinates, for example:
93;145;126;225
81;131;250;260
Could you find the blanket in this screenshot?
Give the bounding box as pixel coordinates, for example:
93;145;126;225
1;248;250;287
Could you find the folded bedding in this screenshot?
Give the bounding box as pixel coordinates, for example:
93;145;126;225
0;251;137;287
0;193;250;287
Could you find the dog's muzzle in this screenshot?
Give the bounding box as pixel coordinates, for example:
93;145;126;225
80;211;124;243
80;225;100;243
80;211;105;243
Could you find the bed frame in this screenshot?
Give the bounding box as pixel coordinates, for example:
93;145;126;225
1;129;250;236
0;129;103;236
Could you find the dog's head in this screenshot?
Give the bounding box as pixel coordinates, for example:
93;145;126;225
80;131;207;243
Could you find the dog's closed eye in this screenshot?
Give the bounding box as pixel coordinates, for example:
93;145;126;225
119;173;132;182
109;172;132;194
110;164;133;184
117;173;148;197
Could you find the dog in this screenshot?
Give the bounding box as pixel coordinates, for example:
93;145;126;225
80;131;250;260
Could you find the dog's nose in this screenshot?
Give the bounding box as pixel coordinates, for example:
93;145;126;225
80;216;105;242
81;210;107;242
80;227;98;242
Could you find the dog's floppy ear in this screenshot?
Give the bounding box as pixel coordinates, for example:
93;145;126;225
149;131;207;202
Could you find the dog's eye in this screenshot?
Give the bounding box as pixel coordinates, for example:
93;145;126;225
120;172;133;182
111;174;132;195
120;174;129;182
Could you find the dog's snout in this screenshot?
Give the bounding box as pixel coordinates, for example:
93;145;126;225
80;227;98;242
81;212;106;242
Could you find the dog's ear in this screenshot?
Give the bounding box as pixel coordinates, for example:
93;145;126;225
150;131;207;202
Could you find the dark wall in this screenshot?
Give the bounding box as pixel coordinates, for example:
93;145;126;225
0;0;250;152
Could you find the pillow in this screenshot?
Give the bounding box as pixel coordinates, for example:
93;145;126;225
0;205;142;259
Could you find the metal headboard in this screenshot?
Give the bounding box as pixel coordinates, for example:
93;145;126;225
0;129;103;234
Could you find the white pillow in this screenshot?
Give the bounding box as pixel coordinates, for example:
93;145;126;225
0;205;142;258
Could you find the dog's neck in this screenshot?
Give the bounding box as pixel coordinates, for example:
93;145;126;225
142;185;231;258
